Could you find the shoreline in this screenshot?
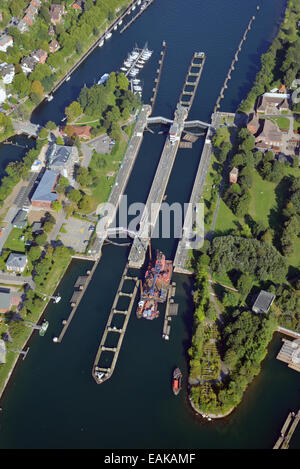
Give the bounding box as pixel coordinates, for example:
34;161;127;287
0;106;142;402
0;0;137;144
0;257;73;402
188;393;234;420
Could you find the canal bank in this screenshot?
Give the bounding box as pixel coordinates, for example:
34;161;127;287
1;0;298;450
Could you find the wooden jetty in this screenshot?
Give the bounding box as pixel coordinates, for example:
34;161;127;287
183;132;199;143
162;282;178;340
150;40;167;111
74;276;88;289
92;264;139;383
276;338;300;373
120;0;155;34
273;409;300;449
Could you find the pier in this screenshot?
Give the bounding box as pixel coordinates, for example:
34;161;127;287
92;264;139;383
54;262;100;343
150;41;167;111
128;52;206;269
120;0;155;34
124;43;152;77
273;409;300;449
276;337;300;373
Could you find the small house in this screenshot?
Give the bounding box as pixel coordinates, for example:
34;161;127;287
0;35;13;52
252;290;275;314
6;253;28;273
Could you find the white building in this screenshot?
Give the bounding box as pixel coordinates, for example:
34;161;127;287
0;63;15;84
0;35;13;52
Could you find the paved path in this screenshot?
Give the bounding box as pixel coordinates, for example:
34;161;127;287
0;272;35;289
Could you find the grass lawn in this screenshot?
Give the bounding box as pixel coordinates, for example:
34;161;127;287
214;199;239;233
3;228;26;253
248;171;278;227
86;134;128;211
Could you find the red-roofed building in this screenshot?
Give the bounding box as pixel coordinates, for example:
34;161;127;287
63;125;92;140
32;49;48;64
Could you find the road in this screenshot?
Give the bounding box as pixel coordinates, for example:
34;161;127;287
0;272;35;289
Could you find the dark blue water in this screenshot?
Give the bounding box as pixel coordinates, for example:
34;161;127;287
1;0;299;450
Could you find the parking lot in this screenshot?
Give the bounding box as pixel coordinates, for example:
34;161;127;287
58;217;95;253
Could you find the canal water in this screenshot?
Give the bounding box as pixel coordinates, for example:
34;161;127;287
1;0;299;449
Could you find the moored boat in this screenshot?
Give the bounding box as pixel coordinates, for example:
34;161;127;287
39;320;49;337
136;299;159;320
172;367;182;395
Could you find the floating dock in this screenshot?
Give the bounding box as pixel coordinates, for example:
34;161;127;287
92;264;139;383
183;132;199;143
179;141;193;149
214;15;256;112
162;282;178;340
54;262;100;343
273;409;300;449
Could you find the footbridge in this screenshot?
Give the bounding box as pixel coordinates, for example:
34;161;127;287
147;116;211;129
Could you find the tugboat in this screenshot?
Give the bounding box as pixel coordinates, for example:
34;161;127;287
172;367;182;395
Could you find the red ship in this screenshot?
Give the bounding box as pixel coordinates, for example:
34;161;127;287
141;249;173;303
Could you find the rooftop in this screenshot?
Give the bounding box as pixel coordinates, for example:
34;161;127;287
48;144;78;168
31;169;59;203
6;253;28;270
252;290;276;314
